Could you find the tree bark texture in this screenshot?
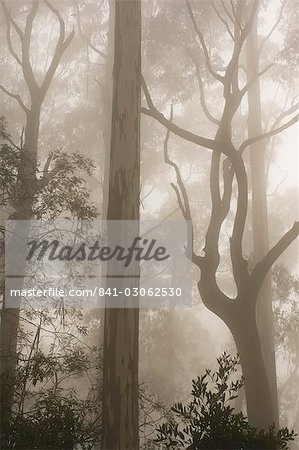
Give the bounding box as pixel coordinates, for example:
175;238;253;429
101;1;141;449
246;10;279;426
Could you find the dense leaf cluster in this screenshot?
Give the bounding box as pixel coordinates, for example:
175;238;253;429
156;353;296;449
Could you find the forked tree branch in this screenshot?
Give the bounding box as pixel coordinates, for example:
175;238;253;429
270;101;299;131
211;2;234;40
240;63;274;98
141;76;217;153
186;0;224;83
258;0;286;55
41;1;75;99
0;84;28;113
0;0;23;39
163;106;203;267
238;113;299;154
229;0;242;30
5;19;22;66
22;0;39;93
76;1;106;59
187;51;220;125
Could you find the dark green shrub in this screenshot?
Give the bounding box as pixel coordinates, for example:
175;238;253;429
156;353;297;449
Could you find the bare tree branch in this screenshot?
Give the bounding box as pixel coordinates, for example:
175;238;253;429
242;0;260;42
222;0;236;27
76;1;106;59
240;63;274;98
40;1;75;99
164;106;191;222
163;106;203;267
5;19;22;66
229;0;242;30
251;222;299;295
211;2;234;40
0;0;23;40
186;0;224;83
270;101;299;131
0;84;28;113
141;76;217;152
187;50;220;125
22;0;39;93
238;113;299;154
258;0;286;55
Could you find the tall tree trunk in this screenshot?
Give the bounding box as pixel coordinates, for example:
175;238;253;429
101;1;141;449
0;102;40;417
246;10;279;427
229;303;275;429
102;0;115;219
0;0;73;422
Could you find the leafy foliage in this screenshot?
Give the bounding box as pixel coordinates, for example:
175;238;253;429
0;323;102;450
156;353;297;449
0;139;97;219
33;149;97;219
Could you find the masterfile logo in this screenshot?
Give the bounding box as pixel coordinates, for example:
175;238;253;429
5;219;192;309
26;237;170;266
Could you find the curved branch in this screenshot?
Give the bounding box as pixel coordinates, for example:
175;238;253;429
186;0;224;83
0;84;28;113
240;63;273;98
211;2;234;40
0;0;23;40
270;101;299;131
142;106;217;152
76;1;106;59
40;1;75;99
5;19;22;66
251;222;299;294
238;113;299;154
22;0;39;93
258;0;286;55
187;51;220;125
142;76;217;152
163;107;202;267
164;107;192;222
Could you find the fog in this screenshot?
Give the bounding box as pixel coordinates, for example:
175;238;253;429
0;0;298;449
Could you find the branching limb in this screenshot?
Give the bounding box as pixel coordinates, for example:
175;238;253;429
270;101;299;131
211;2;234;40
163;106;202;267
40;1;75;99
186;0;224;83
251;222;299;295
258;0;286;55
76;1;106;59
0;0;23;40
142;76;217;152
242;0;259;42
221;158;234;217
238;113;299;154
229;0;242;30
4;135;21;151
0;84;28;113
240;63;274;98
165;127;191;221
228;149;250;293
187;50;220;125
5;20;22;66
22;0;39;93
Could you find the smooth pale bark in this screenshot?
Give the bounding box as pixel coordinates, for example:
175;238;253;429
102;0;115;219
101;1;141;449
246;11;279;427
